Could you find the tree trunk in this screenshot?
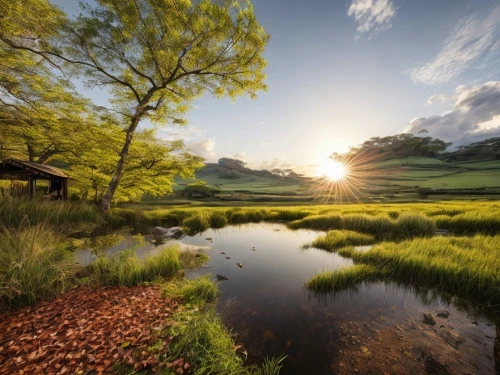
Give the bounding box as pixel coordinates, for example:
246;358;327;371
99;116;140;212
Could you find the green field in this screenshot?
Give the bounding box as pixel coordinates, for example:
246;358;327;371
170;157;500;204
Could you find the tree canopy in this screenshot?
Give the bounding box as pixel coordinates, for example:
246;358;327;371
0;0;269;209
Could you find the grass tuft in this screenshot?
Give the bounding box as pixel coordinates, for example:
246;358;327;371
163;275;220;304
88;246;181;286
306;265;381;293
308;230;375;251
0;225;78;309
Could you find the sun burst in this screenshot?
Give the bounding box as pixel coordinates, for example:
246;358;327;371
310;148;382;204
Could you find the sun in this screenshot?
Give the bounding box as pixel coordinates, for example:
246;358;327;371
320;159;347;181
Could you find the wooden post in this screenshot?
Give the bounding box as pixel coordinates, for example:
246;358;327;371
62;179;68;201
28;176;35;199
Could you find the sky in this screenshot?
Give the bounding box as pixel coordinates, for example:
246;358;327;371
52;0;500;175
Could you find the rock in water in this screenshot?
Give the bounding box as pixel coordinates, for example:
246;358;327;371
422;313;436;326
226;256;231;259
437;310;449;318
152;226;183;239
237;262;244;268
216;274;229;281
220;252;226;255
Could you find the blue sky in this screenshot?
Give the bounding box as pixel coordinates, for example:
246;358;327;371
52;0;500;174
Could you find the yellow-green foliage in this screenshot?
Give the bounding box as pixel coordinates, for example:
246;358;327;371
309;230;375;251
0;198;103;229
163;275;220;304
115;201;500;236
88;246;181;286
308;235;500;306
306;265;381;293
0;225;78;309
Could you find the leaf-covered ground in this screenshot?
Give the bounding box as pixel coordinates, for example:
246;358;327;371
0;285;180;375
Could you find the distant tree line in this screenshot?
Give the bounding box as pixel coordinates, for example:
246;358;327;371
332;133;500;164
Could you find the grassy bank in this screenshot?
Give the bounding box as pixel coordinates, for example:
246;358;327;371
161;278;285;375
114;200;500;236
0;197;103;232
306;235;500;307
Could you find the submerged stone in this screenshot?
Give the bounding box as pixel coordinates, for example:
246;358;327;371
422;313;437;326
437;310;450;319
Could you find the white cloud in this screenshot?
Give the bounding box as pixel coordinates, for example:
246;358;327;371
407;5;500;85
232;152;248;162
347;0;396;38
187;138;216;160
158;126;205;142
259;141;267;147
259;158;291;171
405;81;500;145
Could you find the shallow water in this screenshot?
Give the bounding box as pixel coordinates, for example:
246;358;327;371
78;223;499;374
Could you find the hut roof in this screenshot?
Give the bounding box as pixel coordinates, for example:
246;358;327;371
0;158;69;179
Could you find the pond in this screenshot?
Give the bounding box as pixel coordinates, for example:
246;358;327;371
77;223;499;374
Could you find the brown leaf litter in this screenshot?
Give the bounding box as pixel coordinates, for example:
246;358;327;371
0;285;179;375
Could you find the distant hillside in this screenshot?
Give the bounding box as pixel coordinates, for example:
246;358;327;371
175;158;310;194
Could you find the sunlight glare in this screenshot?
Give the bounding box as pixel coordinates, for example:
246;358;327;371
321;159;347;181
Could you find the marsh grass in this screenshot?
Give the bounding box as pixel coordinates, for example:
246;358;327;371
308;230;375;251
88;246;181;286
307;235;500;306
0;225;79;309
163;275;219;304
165;306;285;375
290;213;435;240
306;264;381;293
115;201;500;236
0;198;103;233
179;250;209;270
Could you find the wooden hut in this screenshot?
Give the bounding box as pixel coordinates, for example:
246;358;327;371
0;159;69;200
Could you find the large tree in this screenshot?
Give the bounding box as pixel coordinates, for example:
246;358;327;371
1;0;269;211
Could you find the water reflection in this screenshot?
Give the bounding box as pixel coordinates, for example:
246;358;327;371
81;223;498;374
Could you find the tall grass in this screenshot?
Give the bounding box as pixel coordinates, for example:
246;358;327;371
0;197;103;229
307;235;500;306
88;246;181;286
0;225;78;309
308;230;375;251
306;265;381;293
163;275;220;304
114;201;500;236
290;213;435;240
165;306;285;375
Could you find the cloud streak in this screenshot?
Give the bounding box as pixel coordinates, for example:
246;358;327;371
347;0;396;38
407;5;500;85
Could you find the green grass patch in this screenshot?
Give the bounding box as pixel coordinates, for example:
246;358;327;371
163;275;219;305
0;225;79;309
306;264;381;293
164;306;284;375
0;197;103;233
307;235;500;306
308;230;375;251
88;246;181;287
